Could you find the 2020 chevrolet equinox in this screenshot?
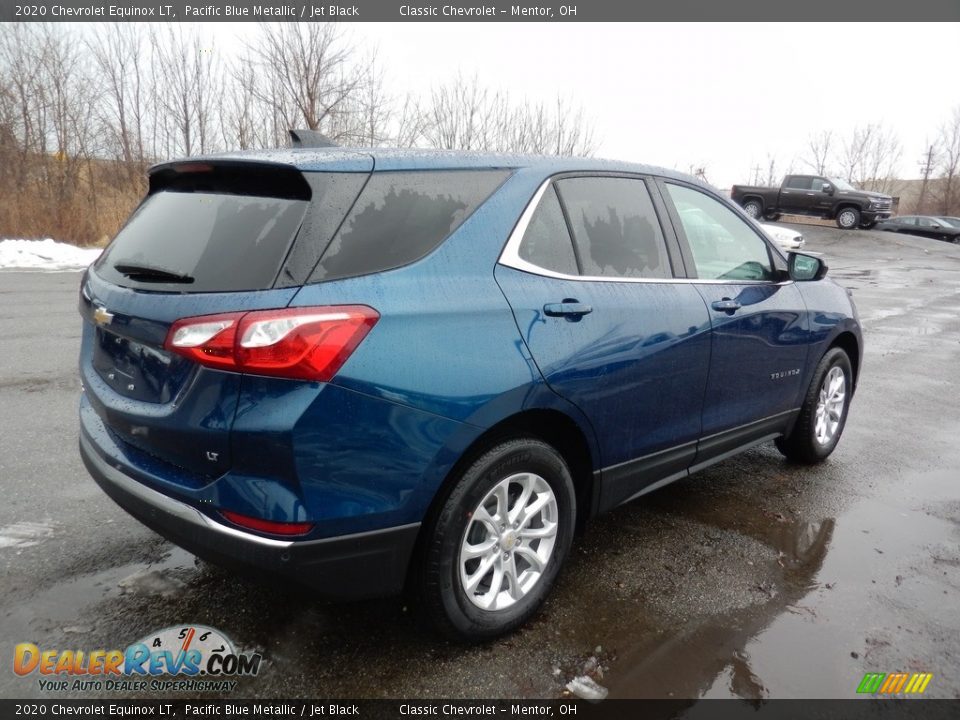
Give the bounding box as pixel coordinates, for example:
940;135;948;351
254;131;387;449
79;148;861;640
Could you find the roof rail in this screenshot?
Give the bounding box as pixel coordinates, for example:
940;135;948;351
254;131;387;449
288;129;338;148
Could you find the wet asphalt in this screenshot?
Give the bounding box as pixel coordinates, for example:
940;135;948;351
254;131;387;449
1;225;958;700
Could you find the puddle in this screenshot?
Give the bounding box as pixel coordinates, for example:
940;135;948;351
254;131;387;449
3;543;198;642
576;470;960;699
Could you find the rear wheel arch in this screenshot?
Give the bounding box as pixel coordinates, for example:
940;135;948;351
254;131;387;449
405;409;596;595
437;410;594;529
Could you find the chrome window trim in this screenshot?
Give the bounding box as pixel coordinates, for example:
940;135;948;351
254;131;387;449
498;177;792;287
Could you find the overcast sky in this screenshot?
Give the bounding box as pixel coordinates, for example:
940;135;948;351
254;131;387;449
213;22;958;189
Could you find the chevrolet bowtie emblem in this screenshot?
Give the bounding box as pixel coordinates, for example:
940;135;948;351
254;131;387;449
93;306;114;326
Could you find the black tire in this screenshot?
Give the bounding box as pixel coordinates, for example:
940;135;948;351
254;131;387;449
775;347;853;464
836;207;861;229
859;221;877;230
742;199;763;219
418;438;576;641
763;212;782;222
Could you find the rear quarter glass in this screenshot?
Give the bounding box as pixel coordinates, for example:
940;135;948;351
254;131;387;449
309;169;511;283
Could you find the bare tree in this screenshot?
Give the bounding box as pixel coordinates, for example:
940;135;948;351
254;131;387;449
346;50;391;145
0;24;102;241
88;24;149;185
840;123;901;192
392;94;426;148
750;154;791;187
862;126;901;195
840;125;873;185
934;106;960;215
0;24;45;189
221;56;267;150
419;74;495;150
149;25;223;157
414;73;596;156
0;22;603;246
804;130;833;175
522;96;596;156
245;23;363;143
0;70;15;186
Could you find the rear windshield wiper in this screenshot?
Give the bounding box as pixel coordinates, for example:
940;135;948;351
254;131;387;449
113;263;195;284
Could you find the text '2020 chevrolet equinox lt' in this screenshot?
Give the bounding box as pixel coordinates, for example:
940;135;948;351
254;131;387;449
78;148;862;640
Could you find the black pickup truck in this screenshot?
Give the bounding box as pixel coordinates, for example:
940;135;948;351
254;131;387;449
731;174;893;229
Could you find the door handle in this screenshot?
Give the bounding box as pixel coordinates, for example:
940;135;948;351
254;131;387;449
543;301;593;318
711;298;741;313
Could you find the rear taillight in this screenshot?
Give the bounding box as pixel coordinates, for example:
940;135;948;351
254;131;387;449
221;510;314;537
164;305;378;381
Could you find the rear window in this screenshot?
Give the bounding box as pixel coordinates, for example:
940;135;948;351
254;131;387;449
310;170;510;282
97;164;312;293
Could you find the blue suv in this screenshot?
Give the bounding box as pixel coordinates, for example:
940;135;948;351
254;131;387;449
79;149;862;640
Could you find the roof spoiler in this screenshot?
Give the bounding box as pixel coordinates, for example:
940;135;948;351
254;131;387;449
288;129;338;148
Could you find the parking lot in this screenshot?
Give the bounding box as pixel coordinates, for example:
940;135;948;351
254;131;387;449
1;223;959;699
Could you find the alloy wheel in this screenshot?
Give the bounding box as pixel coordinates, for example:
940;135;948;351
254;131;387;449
459;472;559;611
814;366;846;445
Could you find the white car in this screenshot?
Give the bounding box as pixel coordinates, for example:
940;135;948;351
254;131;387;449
760;223;805;251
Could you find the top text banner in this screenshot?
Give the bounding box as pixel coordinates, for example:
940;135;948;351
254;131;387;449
3;0;960;22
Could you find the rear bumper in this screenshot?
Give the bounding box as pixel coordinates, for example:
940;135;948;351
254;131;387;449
80;430;420;600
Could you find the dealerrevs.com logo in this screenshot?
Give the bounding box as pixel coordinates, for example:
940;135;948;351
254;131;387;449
13;625;261;693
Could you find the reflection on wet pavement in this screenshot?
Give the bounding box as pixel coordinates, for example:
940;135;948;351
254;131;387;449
551;455;958;698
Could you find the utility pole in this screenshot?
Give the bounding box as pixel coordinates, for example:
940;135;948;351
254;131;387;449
917;145;936;213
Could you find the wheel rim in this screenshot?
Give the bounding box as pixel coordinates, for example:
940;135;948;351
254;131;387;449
459;472;559;611
745;203;760;218
814;366;846;445
839;210;856;228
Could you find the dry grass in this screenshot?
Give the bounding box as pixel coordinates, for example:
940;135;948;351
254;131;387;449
0;156;146;246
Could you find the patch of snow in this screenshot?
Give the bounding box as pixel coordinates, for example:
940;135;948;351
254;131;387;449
0;520;56;549
566;675;609;701
0;238;102;272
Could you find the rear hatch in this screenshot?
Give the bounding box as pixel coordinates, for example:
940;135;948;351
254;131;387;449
79;158;371;483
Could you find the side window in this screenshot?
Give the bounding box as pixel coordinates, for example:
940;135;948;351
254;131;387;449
917;217;936;227
812;178;831;192
786;176;812;190
554;177;671;279
665;183;775;282
311;170;509;282
517;185;579;276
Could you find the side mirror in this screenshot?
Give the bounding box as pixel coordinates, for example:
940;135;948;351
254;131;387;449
821;183;834;195
788;252;828;281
